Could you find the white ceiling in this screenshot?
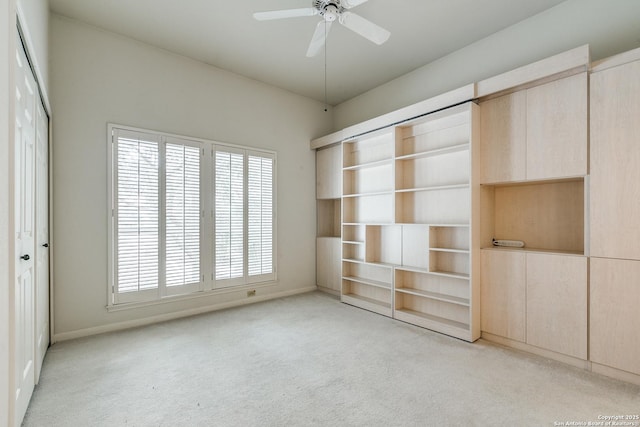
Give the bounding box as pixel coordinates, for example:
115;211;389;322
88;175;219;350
49;0;567;105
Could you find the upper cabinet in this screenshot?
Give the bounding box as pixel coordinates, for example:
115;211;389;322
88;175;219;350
316;143;342;200
480;73;588;184
480;91;526;183
590;57;640;260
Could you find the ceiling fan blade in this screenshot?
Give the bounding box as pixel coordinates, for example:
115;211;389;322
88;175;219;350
339;11;390;45
253;8;318;21
307;21;333;57
341;0;370;9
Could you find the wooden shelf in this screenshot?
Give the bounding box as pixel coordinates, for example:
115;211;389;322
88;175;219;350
428;270;470;280
343;190;394;198
430;248;470;254
394;309;469;332
395;183;469;193
342;293;392;316
395;287;470;306
480;246;584;256
343;276;391;290
395;143;469;161
343;158;393;171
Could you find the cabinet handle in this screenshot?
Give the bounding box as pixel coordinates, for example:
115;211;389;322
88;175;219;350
20;254;30;261
42;243;49;248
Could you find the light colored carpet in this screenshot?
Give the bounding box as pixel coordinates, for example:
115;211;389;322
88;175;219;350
23;291;640;426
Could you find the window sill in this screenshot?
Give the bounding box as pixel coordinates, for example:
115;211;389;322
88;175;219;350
106;281;277;313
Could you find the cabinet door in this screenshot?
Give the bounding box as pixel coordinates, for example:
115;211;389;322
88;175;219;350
480;250;525;341
480;91;526;183
526;253;587;359
590;258;640;375
316;144;342;199
526;73;587;180
317;237;341;292
590;60;640;260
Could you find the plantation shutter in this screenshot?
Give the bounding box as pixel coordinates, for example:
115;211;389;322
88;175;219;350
110;125;277;305
165;138;202;295
113;130;160;303
247;152;275;281
214;147;245;286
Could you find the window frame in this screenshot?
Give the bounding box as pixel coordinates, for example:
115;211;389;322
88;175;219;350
107;124;277;308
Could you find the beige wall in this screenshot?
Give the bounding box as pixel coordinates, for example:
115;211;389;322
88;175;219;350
50;15;333;338
333;0;640;129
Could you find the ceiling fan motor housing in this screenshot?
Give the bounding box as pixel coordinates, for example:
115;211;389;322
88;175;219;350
314;0;345;21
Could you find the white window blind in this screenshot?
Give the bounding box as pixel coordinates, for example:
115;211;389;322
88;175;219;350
109;125;276;306
248;153;274;278
115;132;159;298
214;149;245;283
165;142;201;288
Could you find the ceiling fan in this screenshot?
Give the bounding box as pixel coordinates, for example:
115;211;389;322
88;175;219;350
254;0;391;57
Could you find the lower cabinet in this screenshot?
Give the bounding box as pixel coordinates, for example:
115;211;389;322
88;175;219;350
481;249;587;359
590;257;640;376
526;253;587;359
481;250;526;342
317;237;341;293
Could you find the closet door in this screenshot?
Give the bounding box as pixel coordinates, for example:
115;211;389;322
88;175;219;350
14;38;37;424
35;97;49;381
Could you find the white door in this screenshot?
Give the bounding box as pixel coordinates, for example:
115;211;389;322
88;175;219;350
14;40;37;425
34;95;49;382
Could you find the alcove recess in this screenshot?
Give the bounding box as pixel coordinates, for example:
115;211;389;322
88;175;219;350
317;199;341;238
480;178;586;255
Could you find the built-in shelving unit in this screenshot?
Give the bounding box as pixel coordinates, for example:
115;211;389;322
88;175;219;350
340;102;480;342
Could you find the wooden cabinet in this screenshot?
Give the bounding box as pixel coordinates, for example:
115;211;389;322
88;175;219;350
317;237;341;293
480;91;526;183
590;257;640;376
481;249;587;359
480;73;587;184
526;253;587;359
526;73;587;180
590;59;640;260
316;144;342;199
480;249;525;342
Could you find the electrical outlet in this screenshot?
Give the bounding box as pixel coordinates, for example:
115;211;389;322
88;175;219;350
247;289;256;297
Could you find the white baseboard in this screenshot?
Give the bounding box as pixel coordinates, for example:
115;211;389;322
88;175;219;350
53;286;317;343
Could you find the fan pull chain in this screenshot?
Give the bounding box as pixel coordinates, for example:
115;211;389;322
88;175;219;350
324;19;328;112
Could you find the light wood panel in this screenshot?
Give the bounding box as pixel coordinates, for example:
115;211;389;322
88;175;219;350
480;91;526;183
526;253;587;359
590;59;640;260
317;237;341;292
316;144;342;199
492;180;584;253
590;257;640;376
476;44;589;98
526;73;588;180
480;249;526;342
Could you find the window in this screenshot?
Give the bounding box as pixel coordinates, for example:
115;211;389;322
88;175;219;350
109;126;276;306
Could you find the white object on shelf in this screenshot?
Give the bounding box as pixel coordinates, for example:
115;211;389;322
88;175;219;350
492;238;525;248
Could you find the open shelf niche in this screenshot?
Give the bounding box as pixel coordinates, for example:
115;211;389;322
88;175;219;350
480;178;585;255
